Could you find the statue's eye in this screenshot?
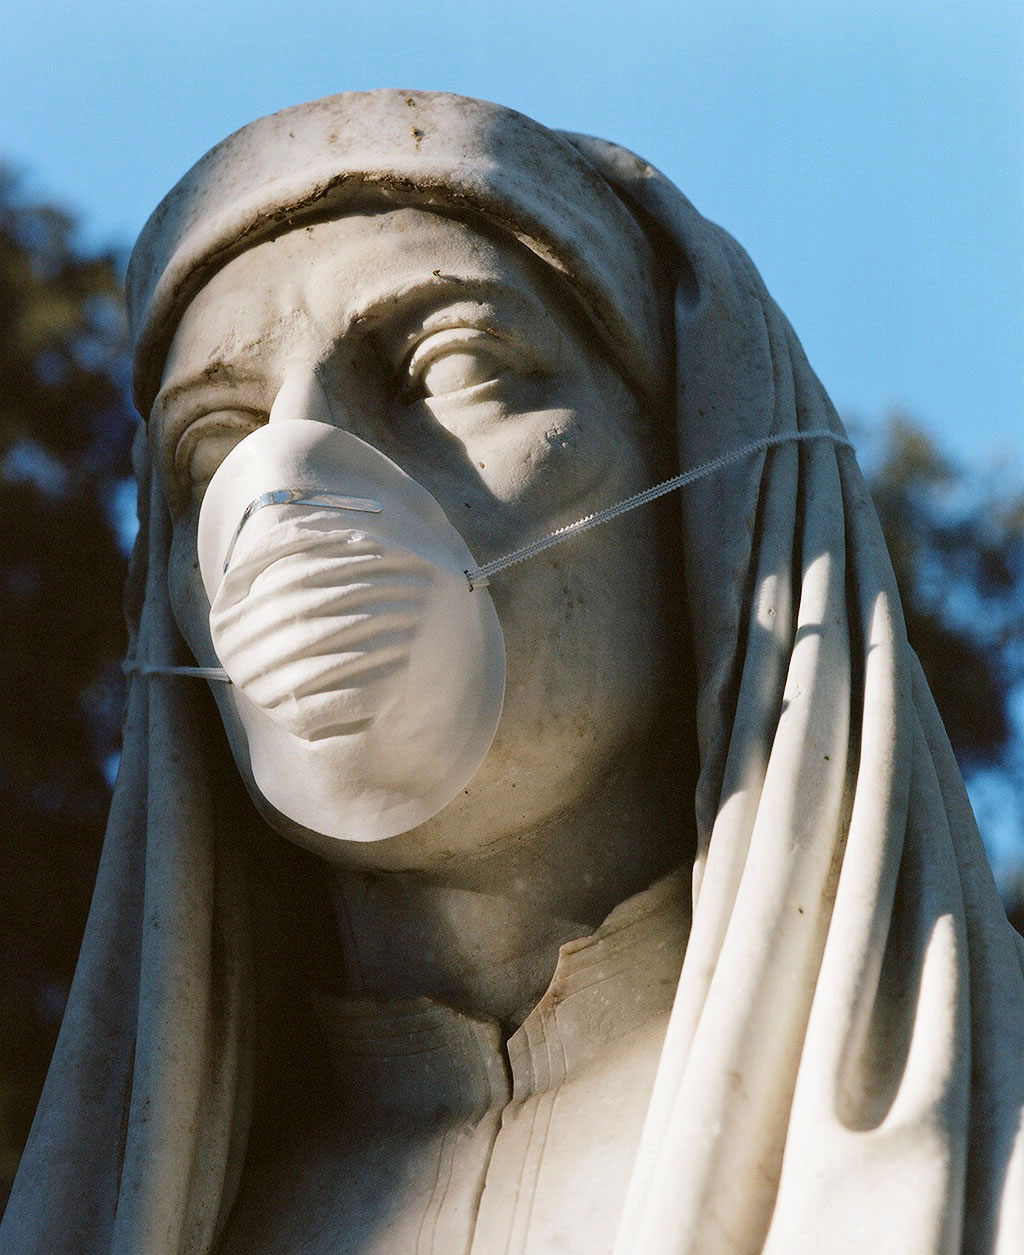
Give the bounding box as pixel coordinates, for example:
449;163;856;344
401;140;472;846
406;329;510;399
175;412;261;487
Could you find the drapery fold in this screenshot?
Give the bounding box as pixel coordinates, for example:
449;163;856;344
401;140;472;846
4;444;252;1255
587;141;1024;1253
110;461;252;1254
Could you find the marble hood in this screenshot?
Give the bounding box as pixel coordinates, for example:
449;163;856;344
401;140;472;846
5;90;1024;1255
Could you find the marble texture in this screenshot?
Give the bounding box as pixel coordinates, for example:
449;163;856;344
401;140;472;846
5;89;1024;1255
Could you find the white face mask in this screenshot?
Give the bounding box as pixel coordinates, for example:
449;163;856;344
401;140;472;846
194;412;505;843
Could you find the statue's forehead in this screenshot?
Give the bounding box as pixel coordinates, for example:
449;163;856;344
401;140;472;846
126;91;664;417
157;208;566;399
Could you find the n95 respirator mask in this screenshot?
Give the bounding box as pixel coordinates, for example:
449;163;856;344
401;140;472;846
196;403;505;844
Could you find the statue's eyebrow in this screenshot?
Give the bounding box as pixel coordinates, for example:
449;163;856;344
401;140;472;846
151;365;263;418
351;271;540;319
148;370;266;492
351;275;557;367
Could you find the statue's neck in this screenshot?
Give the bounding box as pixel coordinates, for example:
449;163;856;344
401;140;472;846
328;748;687;1029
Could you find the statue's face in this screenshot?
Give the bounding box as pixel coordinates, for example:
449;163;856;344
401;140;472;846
151;208;675;869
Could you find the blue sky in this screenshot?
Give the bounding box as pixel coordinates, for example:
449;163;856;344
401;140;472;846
3;0;1021;468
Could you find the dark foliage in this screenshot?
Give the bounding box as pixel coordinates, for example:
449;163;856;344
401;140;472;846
0;168;134;1202
869;417;1024;772
867;418;1024;932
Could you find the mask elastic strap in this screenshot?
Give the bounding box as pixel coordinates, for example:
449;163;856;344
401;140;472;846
122;659;232;682
123;426;853;677
464;428;853;589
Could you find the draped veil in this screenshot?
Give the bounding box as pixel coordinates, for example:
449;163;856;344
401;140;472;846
4;91;1024;1255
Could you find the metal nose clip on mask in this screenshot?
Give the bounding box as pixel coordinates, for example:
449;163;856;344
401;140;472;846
196;366;505;844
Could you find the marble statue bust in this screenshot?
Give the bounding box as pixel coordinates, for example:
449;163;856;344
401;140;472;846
5;90;1024;1255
